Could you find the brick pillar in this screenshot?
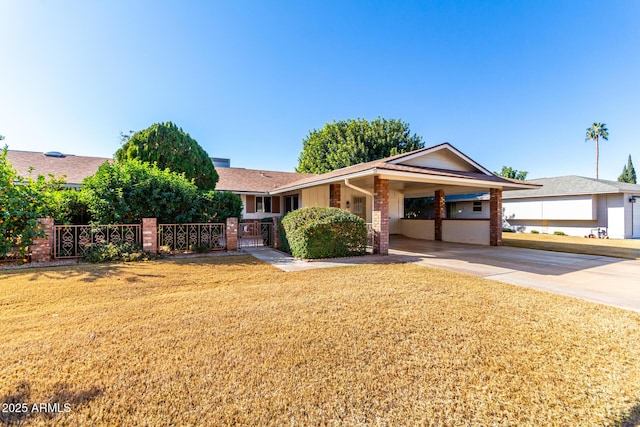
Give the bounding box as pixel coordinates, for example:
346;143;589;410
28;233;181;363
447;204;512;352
142;218;157;253
490;188;503;246
434;190;445;241
272;217;280;249
31;218;54;262
329;183;341;208
226;217;238;251
373;176;389;255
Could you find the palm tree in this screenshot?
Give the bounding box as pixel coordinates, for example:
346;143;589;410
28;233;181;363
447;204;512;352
585;123;609;179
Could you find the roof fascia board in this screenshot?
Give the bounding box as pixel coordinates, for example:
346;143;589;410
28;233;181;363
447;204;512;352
376;170;538;190
269;169;376;194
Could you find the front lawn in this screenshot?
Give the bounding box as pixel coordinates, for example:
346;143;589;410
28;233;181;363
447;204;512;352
504;232;640;259
1;256;639;426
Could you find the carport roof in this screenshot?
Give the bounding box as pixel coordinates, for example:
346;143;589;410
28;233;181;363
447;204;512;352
271;143;539;194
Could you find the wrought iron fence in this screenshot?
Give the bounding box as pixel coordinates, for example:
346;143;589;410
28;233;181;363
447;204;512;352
54;224;141;259
158;223;226;253
239;222;273;248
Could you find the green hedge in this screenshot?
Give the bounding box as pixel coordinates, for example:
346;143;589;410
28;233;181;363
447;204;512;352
281;207;366;259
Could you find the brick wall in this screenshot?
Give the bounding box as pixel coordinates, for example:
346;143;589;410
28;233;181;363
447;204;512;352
31;218;54;262
489;188;502;246
226;217;238;251
142;218;158;253
329;183;341;208
373;176;389;255
434;190;445;241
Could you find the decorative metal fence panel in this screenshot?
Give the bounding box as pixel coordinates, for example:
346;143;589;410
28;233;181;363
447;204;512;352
54;224;141;259
158;223;226;252
239;222;273;248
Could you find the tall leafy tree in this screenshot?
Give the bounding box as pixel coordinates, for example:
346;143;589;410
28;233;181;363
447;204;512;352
296;117;424;174
115;122;218;190
618;154;637;184
495;166;528;180
585;123;609;180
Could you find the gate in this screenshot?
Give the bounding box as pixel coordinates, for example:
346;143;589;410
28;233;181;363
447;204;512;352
157;223;226;252
239;222;273;248
54;224;141;259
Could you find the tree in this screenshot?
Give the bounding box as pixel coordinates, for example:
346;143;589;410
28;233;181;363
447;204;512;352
585;123;609;180
495;166;528;180
618;154;637;184
82;159;202;224
115;122;218;190
1;146;47;260
296;117;424;174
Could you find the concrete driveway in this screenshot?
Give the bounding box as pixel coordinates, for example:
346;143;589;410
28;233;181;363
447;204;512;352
390;236;640;313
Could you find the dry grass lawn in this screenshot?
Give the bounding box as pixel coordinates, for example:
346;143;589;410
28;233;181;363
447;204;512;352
504;232;640;260
1;255;640;426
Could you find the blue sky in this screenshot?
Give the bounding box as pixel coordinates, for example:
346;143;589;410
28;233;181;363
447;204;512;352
1;1;638;180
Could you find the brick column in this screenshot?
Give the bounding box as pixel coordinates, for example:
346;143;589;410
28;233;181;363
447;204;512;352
272;216;280;249
373;176;389;255
226;217;238;251
490;188;503;246
329;183;341;208
434;190;445;241
142;218;157;253
31;218;54;262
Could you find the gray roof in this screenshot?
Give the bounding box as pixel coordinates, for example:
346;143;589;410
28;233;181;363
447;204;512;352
504;175;640;199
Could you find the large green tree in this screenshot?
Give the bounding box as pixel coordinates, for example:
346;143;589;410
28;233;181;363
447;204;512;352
115;122;218;190
495;166;528;181
296;118;424;174
618;154;637;184
585;123;609;180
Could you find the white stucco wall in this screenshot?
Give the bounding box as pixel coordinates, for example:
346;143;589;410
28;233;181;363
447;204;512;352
442;220;489;245
606;194;625;239
400;219;435;240
632;197;640;238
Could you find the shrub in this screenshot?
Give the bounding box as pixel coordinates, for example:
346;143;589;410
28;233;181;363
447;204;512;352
553;231;566;236
81;242;159;263
277;215;291;254
531;230;540;234
502;227;514;233
281;207;366;259
196;191;242;223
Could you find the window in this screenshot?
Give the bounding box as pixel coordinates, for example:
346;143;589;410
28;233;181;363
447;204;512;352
256;196;272;213
404;197;434;219
285;195;299;213
353;197;366;220
473;201;482;212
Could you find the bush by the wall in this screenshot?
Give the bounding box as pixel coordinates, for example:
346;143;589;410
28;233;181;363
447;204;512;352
281;207;366;259
553;231;566;236
81;242;159;263
277;215;291;254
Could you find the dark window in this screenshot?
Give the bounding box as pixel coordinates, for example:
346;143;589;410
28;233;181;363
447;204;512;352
473;201;482;212
404;197;434;219
285;195;299;213
256;196;272;213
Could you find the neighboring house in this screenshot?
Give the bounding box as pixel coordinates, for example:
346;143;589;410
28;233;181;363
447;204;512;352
5;145;539;252
501;176;640;239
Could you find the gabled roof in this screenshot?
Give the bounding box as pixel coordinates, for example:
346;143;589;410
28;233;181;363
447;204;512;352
503;175;640;199
271;143;537;193
216;168;310;193
5;150;111;185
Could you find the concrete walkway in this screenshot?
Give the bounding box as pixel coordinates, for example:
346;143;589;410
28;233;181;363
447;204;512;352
242;237;640;313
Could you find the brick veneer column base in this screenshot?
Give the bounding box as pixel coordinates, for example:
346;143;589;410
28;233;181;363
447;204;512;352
272;217;280;249
31;218;54;262
373;176;389;255
226;217;238;251
490;189;503;246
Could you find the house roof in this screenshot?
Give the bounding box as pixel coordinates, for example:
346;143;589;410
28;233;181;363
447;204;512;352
216;168;310;193
271;143;537;194
5;150;111;186
503;175;640;199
